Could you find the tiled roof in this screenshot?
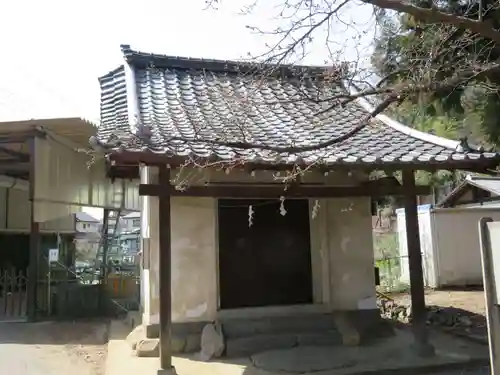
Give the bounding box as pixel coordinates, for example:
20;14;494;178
437;175;500;207
97;45;500;169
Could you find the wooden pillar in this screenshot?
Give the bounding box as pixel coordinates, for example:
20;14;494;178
402;170;435;357
27;220;40;321
27;137;40;321
158;166;176;374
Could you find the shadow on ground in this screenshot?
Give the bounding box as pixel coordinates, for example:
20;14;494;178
0;319;109;345
423;305;488;346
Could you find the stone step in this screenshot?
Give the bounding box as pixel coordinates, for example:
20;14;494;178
220;313;338;339
134;331;343;359
225;331;342;358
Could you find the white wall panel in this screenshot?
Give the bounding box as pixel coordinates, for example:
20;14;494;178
33;137;140;221
0;187;74;232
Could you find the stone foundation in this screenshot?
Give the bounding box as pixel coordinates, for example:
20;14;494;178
138;309;391;356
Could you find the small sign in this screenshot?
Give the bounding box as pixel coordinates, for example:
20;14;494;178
48;248;59;263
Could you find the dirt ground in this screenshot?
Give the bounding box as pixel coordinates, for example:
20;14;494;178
61;320;109;375
391;288;487;338
0;319;108;375
392;289;486;315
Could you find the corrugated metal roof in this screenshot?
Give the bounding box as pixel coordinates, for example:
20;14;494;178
123;211;140;219
96;45;500;168
75;212;100;222
467;175;500;196
0;117;97;147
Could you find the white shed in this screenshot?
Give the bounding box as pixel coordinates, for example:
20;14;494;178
396;204;500;288
397;175;500;288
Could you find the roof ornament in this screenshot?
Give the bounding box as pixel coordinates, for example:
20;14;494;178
89;135;113;153
89;133;124;153
457;136;473;153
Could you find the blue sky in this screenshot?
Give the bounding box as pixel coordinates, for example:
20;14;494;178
0;0;375;123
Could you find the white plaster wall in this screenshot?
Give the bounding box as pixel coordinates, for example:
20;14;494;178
171;197;217;322
397;207;438;288
310;197;376;310
76;221;98;233
396;206;500;288
433;208;500;287
142;169;376;324
143;196;218;324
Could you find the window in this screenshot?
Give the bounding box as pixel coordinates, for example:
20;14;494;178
132;219;141;228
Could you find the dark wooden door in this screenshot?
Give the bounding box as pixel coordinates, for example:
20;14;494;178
218;199;313;309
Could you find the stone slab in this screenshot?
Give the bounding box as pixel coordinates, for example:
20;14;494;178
296;331;342;346
136;339;159;357
225;334;297;358
126;325;147;350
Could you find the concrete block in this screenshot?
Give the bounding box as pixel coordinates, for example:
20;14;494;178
146;323;160;338
136;339;159;357
184;334;201;353
171;336;186;353
334;313;361;347
126;325;147;350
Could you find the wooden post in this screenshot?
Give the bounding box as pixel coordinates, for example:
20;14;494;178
27;136;40;321
27;220;40;320
402;170;435;357
98;209;110;313
101;209;111;280
158;166;176;374
478;217;500;374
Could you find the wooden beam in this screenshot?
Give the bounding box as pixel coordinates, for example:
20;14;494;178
402;170;435;357
0;131;42;143
158;166;175;373
106;165;140;180
139;183;431;198
0;162;30;172
0;146;29;162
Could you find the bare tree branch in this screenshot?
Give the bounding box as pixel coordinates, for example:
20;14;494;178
363;0;500;43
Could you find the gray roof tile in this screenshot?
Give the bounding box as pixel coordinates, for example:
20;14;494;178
97;45;500;168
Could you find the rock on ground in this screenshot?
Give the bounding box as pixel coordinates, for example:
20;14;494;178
380;289;487;340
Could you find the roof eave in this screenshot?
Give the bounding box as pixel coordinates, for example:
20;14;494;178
107;150;500;173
